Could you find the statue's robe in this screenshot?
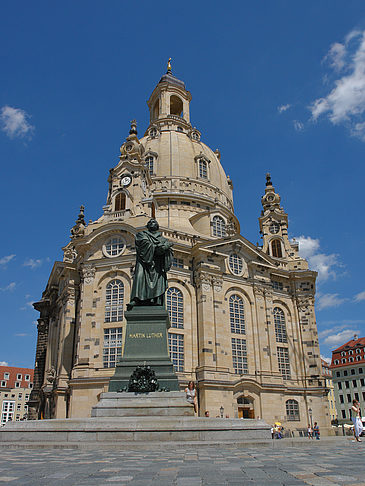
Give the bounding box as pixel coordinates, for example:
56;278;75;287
130;230;173;303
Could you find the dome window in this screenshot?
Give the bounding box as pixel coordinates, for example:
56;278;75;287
177;126;183;132
212;215;226;237
115;192;126;211
191;131;200;141
271;239;282;258
145;156;154;176
198;159;208;179
170;95;183;117
149;127;157;138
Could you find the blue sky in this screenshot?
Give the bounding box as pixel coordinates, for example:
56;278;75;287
1;1;364;367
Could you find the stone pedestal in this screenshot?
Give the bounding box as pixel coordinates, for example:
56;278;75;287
108;306;179;392
92;391;194;417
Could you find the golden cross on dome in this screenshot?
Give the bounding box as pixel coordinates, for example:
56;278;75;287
167;57;172;74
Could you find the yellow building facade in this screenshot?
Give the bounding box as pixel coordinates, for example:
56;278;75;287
29;68;331;434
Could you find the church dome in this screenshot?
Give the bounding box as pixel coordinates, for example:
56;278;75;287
140;130;234;213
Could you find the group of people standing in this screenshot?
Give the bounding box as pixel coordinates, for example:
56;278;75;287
307;423;320;440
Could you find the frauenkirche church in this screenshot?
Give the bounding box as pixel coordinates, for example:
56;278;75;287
29;63;331;433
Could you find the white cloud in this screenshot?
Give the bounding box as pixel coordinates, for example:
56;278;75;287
324;42;346;72
0;106;34;139
323;328;360;347
293;120;304;131
354;290;365;302
23;258;43;269
294;235;341;281
0;282;16;292
0;361;9;366
0;254;16;266
278;104;291;113
309;30;365;141
317;293;348;310
320;355;331;365
20;300;34;311
14;333;28;337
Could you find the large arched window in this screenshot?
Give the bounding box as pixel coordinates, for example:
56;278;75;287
167;287;183;329
170;95;183;116
212;215;226;237
115;193;126;211
271;239;282;258
229;295;245;334
105;280;124;322
286;399;300;421
145;156;154;175
273;307;287;343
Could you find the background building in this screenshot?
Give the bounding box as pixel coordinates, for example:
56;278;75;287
0;366;34;425
321;358;337;423
29;67;331;434
330;336;365;424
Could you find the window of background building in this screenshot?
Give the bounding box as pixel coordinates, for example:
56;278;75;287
355;392;359;401
353;380;357;387
212;216;226;237
359;368;363;374
340;395;344;403
286;399;300;421
1;381;6;387
17;403;21;411
341;410;346;419
277;347;291;379
273;307;287;343
344;370;348;376
347;394;351;402
167;287;184;329
345;381;349;388
105;280;124;322
168;333;184;372
229;295;245;334
351;369;355;375
15;382;20;388
18;393;22;399
103;327;123;368
231;338;248;374
16;374;22;380
3;373;9;380
360;378;365;386
1;401;14;424
25;394;29;400
336;371;340;377
363;392;365;400
25;375;30;381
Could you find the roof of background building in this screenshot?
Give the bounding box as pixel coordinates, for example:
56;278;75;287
0;366;34;389
332;337;365;353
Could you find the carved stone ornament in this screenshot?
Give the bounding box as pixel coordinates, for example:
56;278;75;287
296;296;314;312
82;265;96;284
125;365;160;393
37;318;49;333
213;277;223;292
45;367;56;384
71;206;86;239
63;247;77;263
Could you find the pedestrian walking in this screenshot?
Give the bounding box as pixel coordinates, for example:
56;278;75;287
313;422;320;440
351;399;363;442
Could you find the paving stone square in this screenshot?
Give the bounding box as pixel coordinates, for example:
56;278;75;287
0;438;363;485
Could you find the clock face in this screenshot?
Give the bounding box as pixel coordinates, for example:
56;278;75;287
121;175;132;187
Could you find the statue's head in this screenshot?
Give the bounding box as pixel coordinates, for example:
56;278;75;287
147;218;159;232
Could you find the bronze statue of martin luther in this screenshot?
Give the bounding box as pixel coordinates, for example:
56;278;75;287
127;219;173;310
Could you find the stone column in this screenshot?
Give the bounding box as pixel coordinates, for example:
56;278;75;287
28;305;50;420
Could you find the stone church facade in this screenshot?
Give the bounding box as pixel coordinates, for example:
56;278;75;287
29;67;331;433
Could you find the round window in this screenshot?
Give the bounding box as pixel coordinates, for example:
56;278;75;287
149;128;157;138
103;236;126;258
229;254;243;275
269;222;280;234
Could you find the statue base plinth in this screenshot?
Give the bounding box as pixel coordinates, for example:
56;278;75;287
108;306;179;392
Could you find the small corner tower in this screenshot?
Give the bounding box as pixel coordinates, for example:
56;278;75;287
259;173;306;268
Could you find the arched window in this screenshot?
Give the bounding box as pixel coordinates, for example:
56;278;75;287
286;399;300;421
198;159;208;179
145;156;154;175
212;215;226;237
105;280;124;322
229;254;243;275
230;295;245;334
170;95;183;116
115;193;126;211
271;239;282;258
167;287;183;329
273;307;287;343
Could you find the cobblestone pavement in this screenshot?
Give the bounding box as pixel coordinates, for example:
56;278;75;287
0;439;364;485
